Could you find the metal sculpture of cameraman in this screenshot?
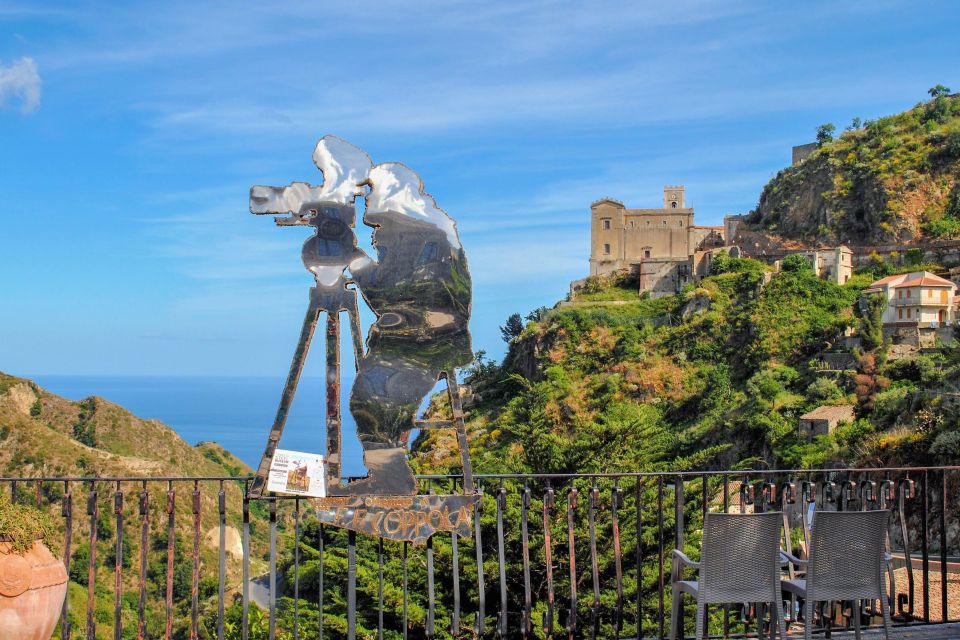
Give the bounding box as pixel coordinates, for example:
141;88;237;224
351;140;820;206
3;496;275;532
247;136;476;544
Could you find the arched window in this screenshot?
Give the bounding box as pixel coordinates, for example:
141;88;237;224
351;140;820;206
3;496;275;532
671;201;678;208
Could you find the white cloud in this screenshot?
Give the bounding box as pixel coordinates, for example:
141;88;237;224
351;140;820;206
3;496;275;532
0;57;41;113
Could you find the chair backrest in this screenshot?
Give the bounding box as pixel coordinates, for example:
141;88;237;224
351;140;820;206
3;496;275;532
807;509;890;602
699;512;782;604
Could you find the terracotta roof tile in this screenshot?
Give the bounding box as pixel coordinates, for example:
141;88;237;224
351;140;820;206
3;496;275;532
870;271;956;289
799;405;855;422
893;274;955;288
869;274;905;287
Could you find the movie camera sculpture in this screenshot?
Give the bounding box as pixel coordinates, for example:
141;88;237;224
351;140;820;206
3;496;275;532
248;137;478;544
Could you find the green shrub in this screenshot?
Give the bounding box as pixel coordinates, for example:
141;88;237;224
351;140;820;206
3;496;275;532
833;419;875;448
782;254;813;273
69;543;90;584
72;398;97;447
883;355;943;386
806;377;845;403
930;430;960;461
946;182;960;219
0;492;56;553
923;216;960;238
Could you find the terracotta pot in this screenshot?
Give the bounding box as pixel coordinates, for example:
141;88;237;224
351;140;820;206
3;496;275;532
0;540;68;640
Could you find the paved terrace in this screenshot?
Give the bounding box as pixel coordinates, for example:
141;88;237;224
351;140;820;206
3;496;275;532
806;623;960;638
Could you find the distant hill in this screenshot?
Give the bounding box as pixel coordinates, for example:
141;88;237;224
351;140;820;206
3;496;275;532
743;90;960;246
0;371;248;479
0;371;258;639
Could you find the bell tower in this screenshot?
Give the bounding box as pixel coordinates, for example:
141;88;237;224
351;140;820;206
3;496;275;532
663;185;685;209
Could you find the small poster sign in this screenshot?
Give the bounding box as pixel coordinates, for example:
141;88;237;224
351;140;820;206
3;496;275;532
267;449;327;498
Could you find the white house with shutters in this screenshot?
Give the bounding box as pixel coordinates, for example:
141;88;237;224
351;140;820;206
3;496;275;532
863;271;958;327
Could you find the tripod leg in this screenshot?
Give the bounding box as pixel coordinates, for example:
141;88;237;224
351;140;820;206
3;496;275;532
344;293;365;371
250;296;321;497
325;312;342;488
445;371;474;494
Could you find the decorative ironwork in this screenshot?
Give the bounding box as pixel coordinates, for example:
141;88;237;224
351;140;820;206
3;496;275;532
2;468;957;639
247;136;477;542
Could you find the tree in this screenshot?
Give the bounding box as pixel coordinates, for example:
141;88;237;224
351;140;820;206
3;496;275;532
846;117;862;131
928;84;951;99
946;129;960;162
816;123;836;146
806;377;844;403
499;313;524;343
859;293;885;352
709;249;731;275
525;306;549;323
781;253;813;273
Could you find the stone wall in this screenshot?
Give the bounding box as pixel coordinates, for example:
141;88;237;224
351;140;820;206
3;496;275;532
792;142;817;165
638;258;691;298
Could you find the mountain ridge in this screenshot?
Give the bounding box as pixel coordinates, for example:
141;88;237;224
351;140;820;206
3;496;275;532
743;91;960;247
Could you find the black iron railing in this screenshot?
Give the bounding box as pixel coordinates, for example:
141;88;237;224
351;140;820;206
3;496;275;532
2;466;957;639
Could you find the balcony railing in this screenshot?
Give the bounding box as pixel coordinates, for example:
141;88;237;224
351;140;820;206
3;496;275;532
2;466;957;639
890;296;951;307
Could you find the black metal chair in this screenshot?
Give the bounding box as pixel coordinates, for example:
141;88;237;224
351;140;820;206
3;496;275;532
781;509;893;640
670;512;787;640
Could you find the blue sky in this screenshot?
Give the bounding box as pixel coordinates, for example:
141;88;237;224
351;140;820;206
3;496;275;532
1;1;958;376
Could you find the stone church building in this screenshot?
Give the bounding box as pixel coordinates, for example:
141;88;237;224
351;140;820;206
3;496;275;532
589;186;725;296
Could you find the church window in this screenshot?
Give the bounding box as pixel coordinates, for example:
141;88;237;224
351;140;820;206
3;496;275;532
602;219;611;230
604;243;610;255
644;249;651;258
671;201;678;208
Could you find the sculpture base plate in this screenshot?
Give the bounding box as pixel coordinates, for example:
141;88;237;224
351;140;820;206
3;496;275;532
310;494;480;545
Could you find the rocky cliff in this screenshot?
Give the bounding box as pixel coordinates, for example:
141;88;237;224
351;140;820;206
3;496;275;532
743;92;960;246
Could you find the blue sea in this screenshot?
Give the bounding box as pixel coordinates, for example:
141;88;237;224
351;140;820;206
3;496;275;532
32;375;372;477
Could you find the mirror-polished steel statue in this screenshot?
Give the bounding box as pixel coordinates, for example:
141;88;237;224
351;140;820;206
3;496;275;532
248;136;477;543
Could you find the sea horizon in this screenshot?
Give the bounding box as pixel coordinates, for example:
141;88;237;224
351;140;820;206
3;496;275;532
29;373;371;477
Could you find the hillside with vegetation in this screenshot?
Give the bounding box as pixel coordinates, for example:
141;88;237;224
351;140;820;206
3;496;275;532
744;86;960;245
5;261;958;638
0;373;257;639
413;257;960;478
0;373;248;479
